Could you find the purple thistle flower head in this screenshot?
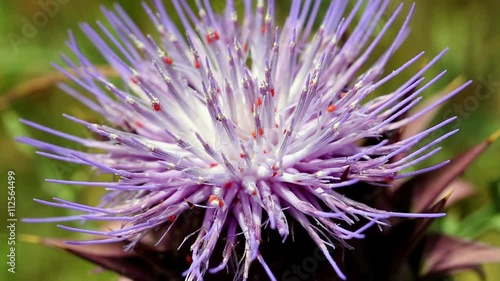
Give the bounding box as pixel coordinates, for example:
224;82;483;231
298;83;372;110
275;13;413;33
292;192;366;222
20;1;472;280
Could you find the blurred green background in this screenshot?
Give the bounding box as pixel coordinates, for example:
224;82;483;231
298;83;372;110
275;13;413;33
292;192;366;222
0;0;499;280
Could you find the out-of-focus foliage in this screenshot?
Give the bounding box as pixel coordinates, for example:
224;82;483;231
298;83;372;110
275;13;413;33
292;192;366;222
0;1;498;280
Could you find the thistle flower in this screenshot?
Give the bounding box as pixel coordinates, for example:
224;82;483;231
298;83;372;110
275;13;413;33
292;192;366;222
19;1;476;280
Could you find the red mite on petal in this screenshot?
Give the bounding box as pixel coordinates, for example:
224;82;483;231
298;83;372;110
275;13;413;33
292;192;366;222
163;56;173;65
327;105;336;113
256;97;263;106
208;195;224;207
151;101;161;112
258;128;264;136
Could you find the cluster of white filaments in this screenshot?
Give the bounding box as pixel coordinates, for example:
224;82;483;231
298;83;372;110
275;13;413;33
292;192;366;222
19;1;471;280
